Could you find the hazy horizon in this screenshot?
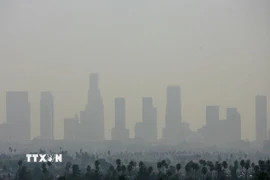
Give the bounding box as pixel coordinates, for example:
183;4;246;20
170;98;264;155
0;0;269;141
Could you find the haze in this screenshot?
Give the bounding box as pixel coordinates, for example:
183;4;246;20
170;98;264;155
0;0;269;140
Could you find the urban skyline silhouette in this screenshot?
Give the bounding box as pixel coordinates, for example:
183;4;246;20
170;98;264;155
0;73;268;145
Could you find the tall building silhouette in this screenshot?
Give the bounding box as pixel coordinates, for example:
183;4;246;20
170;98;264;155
162;86;182;142
80;73;104;142
226;108;241;141
199;107;241;145
134;122;144;139
142;97;157;141
40;92;54;140
6;91;31;141
134;97;157;142
64;115;79;141
111;98;129;141
256;95;267;142
206;106;219;125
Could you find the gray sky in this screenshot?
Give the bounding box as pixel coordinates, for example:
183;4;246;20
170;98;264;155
0;0;269;140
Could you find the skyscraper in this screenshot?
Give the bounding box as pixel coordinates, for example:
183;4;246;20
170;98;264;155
206;106;219;126
256;95;267;142
6;91;31;141
80;73;104;142
40;92;54;140
115;98;126;129
226;108;241;141
142;97;157;141
111;98;129;141
64;115;79;141
134;122;144;139
199;107;241;145
162;86;182;142
134;97;157;142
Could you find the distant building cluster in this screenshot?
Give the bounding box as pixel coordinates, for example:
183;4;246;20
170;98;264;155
0;73;268;145
198;106;241;145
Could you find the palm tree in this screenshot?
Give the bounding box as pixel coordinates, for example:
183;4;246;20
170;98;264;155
71;164;81;180
266;160;270;174
127;164;133;176
215;162;222;179
222;161;228;170
116;159;121;166
9;147;12;154
185;161;192;178
84;165;92;179
258;160;266;172
230;162;238;180
192;162;200;178
222;161;228;177
121;165;127;175
65;162;72;176
18;166;32;180
244;159;250;180
201;166;208;180
18;160;23;167
139;161;144;168
176;163;181;174
240;159;245;173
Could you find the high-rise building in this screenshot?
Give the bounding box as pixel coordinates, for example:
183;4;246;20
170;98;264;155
6;91;31;141
80;73;104;142
64;115;79;141
134;122;144;139
40;92;54;140
142;97;157;141
199;107;241;145
111;98;129;141
0;123;13;142
134;97;158;142
115;98;125;129
226;108;241;141
256;95;267;142
206;106;219;125
163;86;182;142
165;86;181;126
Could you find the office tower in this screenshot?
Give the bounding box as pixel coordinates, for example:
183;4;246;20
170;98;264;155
134;97;158;141
80;73;104;141
0;123;13;142
165;86;181;125
6;91;31;141
256;95;268;141
111;98;129;141
40;92;54;140
142;97;157;141
206;106;219;126
134;122;144;139
226;108;241;141
163;86;182;142
115;98;125;129
199;107;241;145
64;115;79;141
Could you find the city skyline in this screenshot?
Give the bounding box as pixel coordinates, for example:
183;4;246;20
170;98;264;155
0;0;269;141
0;73;268;143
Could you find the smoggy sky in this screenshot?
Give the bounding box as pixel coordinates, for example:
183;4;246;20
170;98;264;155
0;0;269;140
